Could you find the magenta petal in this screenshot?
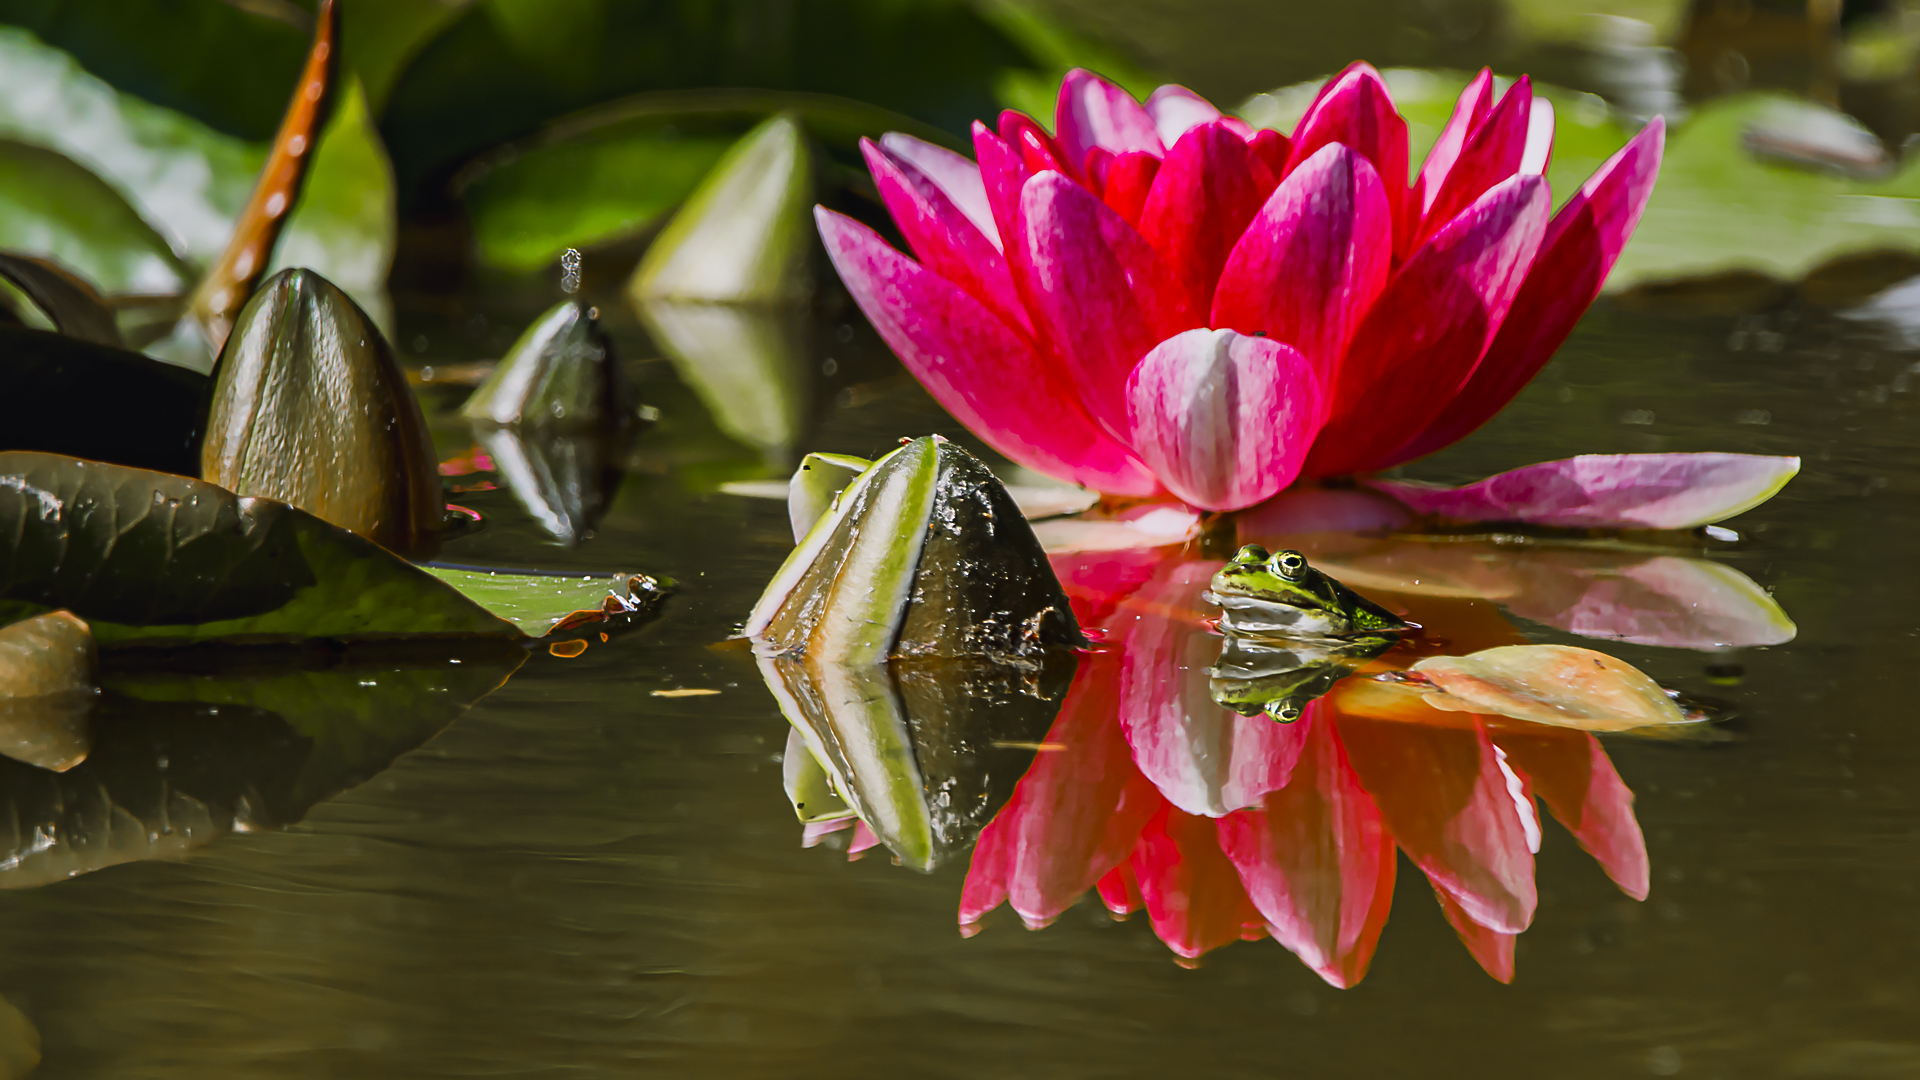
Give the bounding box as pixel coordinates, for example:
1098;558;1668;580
1138;121;1275;312
972;121;1031;254
1410;75;1534;254
1521;97;1555;175
1212;143;1393;384
1056;68;1165;167
1288;63;1410;252
816;207;1159;495
1494;727;1650;901
863;140;1029;335
878;132;998;249
1103;150;1161;226
1017;172;1197;437
1217;709;1396;988
1115;560;1310;815
1414;69;1494;218
1145;84;1222;145
1126;329;1324;511
1368;452;1801;530
1399;119;1666;459
1305;173;1551;478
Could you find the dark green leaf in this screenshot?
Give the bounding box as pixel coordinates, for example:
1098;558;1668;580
0;250;123;345
0;138;188;296
0;322;209;474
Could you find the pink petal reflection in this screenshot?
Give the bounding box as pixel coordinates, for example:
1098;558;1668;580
1130;804;1267;959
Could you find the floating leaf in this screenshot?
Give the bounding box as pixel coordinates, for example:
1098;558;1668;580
0;322;210;475
0;139;188;295
1369;453;1802;530
422;566;667;639
1407;645;1689;732
747;437;1084;662
188;0;337;351
462;300;621;427
0;610;95;772
0;250;122;345
637;299;810;460
202;267;443;560
628;114;812;303
0;646;523;888
0;452;517;646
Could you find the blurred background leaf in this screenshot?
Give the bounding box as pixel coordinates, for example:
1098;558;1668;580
0;138;188;295
270;77;400;332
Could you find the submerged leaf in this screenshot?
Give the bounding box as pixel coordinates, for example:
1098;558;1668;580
629;113;813;303
1408;645;1689;732
202;267;443;559
0;322;210;475
0;452;516;646
188;0;338;351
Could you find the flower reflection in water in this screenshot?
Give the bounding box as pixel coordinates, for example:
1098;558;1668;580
776;515;1790;985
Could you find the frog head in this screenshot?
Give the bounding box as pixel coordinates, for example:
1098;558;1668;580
1203;544;1410;640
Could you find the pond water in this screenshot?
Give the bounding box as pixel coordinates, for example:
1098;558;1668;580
6;1;1920;1075
1;271;1916;1078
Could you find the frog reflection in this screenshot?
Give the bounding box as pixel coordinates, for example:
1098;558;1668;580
1207;634;1396;723
1204;545;1408;641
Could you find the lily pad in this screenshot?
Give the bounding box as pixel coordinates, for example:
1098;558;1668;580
0;322;210;475
0;451;518;646
422;567;666;639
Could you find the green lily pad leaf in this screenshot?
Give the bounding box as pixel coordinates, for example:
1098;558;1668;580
637;299;810;461
0;25;264;269
629;113;813;304
0;646;523;888
0;322;210;475
0;139;189;296
267;76;399;337
0;452;519;647
203;268;443;560
0;250;123;345
422;566;667;638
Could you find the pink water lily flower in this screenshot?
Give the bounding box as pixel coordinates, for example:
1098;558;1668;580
817;64;1668;511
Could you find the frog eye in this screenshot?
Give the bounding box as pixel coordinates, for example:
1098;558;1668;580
1269;700;1303;723
1272;550;1307;581
1232;544;1269;564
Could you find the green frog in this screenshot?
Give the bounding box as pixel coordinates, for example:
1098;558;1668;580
1208;635;1395;722
1203;544;1410;641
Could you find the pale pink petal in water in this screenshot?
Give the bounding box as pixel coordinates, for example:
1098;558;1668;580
1401;119;1666;459
1369;452;1801;530
1145;84;1223;146
1125;328;1325;512
878;131;999;248
1212;143;1393;383
1218;708;1397;988
1056;68;1166;167
1234;485;1414;540
815;208;1159;495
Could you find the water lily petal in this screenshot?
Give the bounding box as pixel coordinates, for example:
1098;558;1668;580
863;139;1029;334
1115;559;1309;815
1145;83;1222;145
1056;68;1165;168
960;648;1165;929
1125;328;1325;511
1138;121;1278;313
1217;708;1397;988
1411;644;1688;732
1521;97;1555;175
1017;172;1197;437
879;132;998;249
1130;804;1266;959
1103;150;1161;227
999;109;1074;179
1434;885;1517;982
1370;452;1800;529
1528;555;1797;649
972;121;1031;251
1493;725;1649;900
816;208;1159;495
1212;143;1393;383
1409;76;1534;255
1288;62;1410;252
1247;128;1291;179
1337;712;1537;935
1414;69;1494;218
1306;173;1550;477
1400;119;1665;459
